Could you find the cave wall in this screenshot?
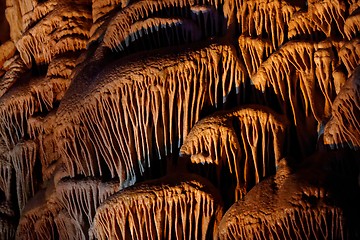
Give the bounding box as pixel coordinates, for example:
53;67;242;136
0;0;360;239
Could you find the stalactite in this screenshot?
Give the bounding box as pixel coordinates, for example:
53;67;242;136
0;157;12;202
16;4;91;66
0;217;16;240
16;54;77;182
2;0;359;239
5;140;37;211
288;11;315;40
238;35;274;77
348;0;360;15
119;17;201;51
324;66;360;149
54;210;86;240
56;177;121;239
0;90;32;149
16;207;47;240
44;54;78;101
97;3;219;55
55;43;246;186
0;204;15;235
0;202;16;221
288;0;346;40
314;41;336;118
21;0;58;32
333;68;347;95
16;210;57;240
102;0;224;50
338;38;360;76
90;174;223;240
20;0;92;35
235;0;300;48
28;112;60;181
180;105;288;200
46;54;78;81
220;207;345;239
92;0;130;23
252;41;315;120
344;10;360;40
0;68;72;150
0;85;37;149
218;158;348;240
251;40;340;155
190;5;221;38
0;55;28;98
89;15;110;44
16;181;61;240
33;214;57;240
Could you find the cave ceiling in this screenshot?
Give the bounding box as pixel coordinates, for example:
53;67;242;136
0;0;360;239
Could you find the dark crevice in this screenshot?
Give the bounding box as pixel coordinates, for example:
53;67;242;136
108;4;227;59
0;0;10;44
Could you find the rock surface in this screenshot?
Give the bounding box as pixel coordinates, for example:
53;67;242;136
0;0;359;239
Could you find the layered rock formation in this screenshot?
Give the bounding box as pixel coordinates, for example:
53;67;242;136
218;155;359;239
0;0;359;239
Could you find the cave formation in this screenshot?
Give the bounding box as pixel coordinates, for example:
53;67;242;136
0;0;360;239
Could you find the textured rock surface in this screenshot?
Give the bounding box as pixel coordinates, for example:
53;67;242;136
0;0;359;239
218;155;359;239
181;105;288;201
324;66;360;149
90;174;223;240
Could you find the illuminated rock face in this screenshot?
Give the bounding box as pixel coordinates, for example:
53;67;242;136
218;156;357;240
0;0;360;239
90;174;223;240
